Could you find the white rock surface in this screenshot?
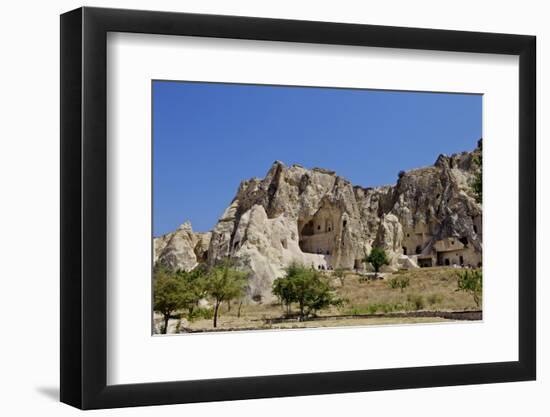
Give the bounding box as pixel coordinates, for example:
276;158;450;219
155;142;483;301
154;221;211;271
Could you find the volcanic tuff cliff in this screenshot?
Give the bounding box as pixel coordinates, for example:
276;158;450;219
154;142;483;301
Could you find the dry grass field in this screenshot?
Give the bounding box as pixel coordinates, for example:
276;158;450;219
155;266;481;333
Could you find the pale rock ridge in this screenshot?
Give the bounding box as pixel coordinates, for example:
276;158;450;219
155;143;482;301
154;221;211;271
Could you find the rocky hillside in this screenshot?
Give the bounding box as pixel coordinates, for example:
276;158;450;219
155;141;482;301
154;222;211;271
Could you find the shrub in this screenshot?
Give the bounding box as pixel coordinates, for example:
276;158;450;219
333;268;346;286
456;269;482;308
367;304;379;314
427;293;443;306
346;303;407;316
388;278;399;289
346;306;362;316
187;307;213;322
380;303;394;313
175;268;208;316
272;262;343;320
153;266;187;334
364;247;390;278
388;276;410;292
204;261;248;328
407;294;425;310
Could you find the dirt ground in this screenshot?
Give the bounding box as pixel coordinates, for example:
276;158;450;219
155;266;481;334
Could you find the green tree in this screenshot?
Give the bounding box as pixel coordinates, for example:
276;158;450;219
472;138;482;204
176;266;207;316
456;269;483;308
204;261;248;328
365;247;389;279
272;272;295;315
153;267;185;334
272;263;342;320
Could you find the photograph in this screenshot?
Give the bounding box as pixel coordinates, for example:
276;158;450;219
0;0;542;414
152;81;483;334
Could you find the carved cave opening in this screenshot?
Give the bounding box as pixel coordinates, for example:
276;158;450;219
418;258;432;268
301;220;314;236
298;207;340;255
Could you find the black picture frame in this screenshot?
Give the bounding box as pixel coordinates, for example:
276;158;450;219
60;6;536;410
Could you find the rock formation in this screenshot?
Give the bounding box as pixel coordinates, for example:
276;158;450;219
154;142;482;301
154;221;211;271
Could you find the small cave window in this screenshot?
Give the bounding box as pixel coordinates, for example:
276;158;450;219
445;259;450;266
473;224;478;234
450;240;455;245
406;233;410;238
301;220;314;236
326;250;330;255
317;225;321;231
343;220;347;228
233;241;240;249
436;194;440;199
459;255;464;265
459;237;468;246
415;245;422;255
402;247;407;255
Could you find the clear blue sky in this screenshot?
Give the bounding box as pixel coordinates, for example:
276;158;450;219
153;81;481;236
